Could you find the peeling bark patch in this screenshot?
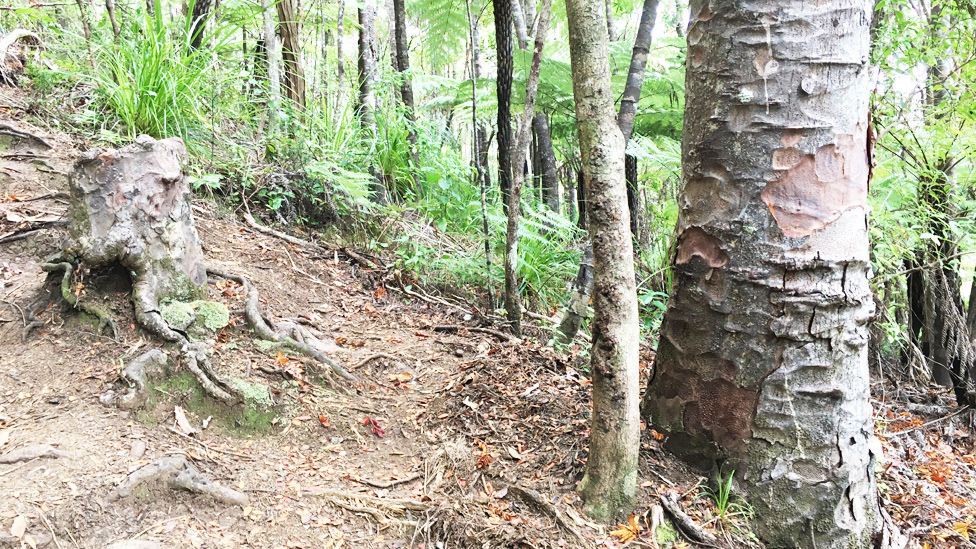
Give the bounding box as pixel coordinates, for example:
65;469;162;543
675;227;729;268
761;127;869;237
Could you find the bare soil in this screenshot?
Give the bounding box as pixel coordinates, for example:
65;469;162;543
0;102;973;549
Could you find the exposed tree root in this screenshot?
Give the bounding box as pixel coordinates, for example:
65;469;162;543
505;484;586;545
658;493;720;546
110;456;248;507
39;261;118;341
206;266;358;383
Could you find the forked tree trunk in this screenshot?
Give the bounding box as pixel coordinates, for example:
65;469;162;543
493;0;515;211
565;0;639;522
276;0;306;110
641;1;885;546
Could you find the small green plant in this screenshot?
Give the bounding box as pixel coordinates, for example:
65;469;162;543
703;468;754;525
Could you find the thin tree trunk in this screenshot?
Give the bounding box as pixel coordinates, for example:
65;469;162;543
642;1;885;545
534;112;559;214
393;0;422;197
523;0;535;37
512;0;529;49
626;153;638;239
260;0;282;135
357;0;387;203
504;0;551;335
467;0;493;310
74;0;91;41
335;0;346;115
276;0;306;110
556;0;658;344
188;0;212;51
565;0;639;522
604;0;615;41
575;166;586;229
493;0;515;211
106;0;121;40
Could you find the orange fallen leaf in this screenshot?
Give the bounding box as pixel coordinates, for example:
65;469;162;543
275;352;289;365
610;514;640;542
953;520;972;541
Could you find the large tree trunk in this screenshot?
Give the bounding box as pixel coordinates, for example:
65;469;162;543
503;0;552;336
276;0;306;110
565;0;640;523
493;0;514;211
392;0;421;197
641;1;884;546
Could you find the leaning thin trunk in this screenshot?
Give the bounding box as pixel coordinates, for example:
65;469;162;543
565;0;639;522
504;0;552;335
467;0;493;310
642;1;884;546
106;0;121;41
75;0;91;42
511;0;529;49
534;113;559;214
493;0;515;211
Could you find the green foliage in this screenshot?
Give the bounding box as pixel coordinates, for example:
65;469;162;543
703;469;754;525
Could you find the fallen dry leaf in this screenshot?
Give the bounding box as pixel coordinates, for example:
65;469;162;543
10;515;27;539
610;514;640;543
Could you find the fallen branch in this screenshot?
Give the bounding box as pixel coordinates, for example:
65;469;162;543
165;427;255;460
357;472;423;489
303;488;430;511
0;444;68;464
658;492;719;546
242;211;332;254
110;456;248;506
433;324;521;344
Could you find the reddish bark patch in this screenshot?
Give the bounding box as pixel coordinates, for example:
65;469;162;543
761;126;869;237
684;377;757;452
675;227;729;268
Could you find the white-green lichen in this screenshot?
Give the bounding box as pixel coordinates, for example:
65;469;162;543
160;300;229;334
231;378;274;407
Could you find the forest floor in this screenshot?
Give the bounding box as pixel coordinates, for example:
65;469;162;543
0;96;974;549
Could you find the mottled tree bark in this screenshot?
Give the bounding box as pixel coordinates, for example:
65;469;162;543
276;0;306;110
512;0;529;49
566;0;640;523
642;1;884;546
493;0;514;211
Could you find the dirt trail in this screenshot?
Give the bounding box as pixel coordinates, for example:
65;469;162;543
0;116;687;549
1;110;974;549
